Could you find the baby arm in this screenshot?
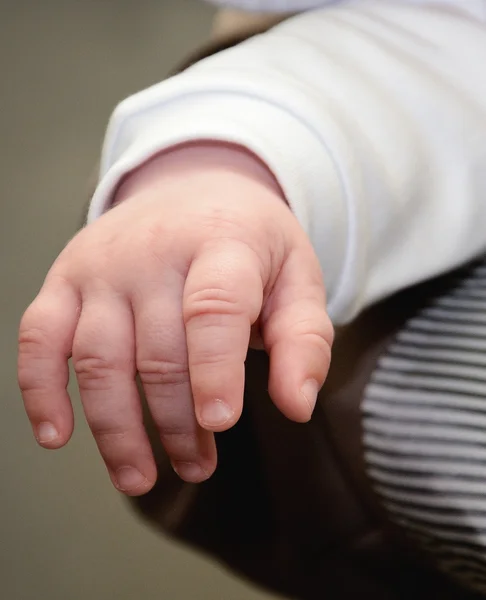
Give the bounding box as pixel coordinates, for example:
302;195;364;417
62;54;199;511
18;0;486;495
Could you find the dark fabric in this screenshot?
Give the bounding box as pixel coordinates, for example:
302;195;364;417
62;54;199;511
130;271;481;599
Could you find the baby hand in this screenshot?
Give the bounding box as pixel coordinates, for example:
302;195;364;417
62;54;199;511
18;142;333;495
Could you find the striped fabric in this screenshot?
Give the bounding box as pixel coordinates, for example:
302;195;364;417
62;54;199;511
363;259;486;594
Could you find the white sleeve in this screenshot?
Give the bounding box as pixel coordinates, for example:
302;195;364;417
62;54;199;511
88;0;486;325
203;0;330;11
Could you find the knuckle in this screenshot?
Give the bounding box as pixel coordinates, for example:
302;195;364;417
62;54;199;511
18;327;52;393
18;374;41;395
265;311;334;359
184;288;242;325
18;324;49;356
302;331;333;360
90;422;130;444
137;357;189;387
73;355;120;390
190;347;233;368
321;313;335;346
297;316;334;351
18;298;57;346
18;371;44;395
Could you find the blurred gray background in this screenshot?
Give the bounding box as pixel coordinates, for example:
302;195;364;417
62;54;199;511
0;1;279;598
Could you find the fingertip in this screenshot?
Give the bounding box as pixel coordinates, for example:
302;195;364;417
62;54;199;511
291;406;314;424
172;461;214;483
197;399;240;432
112;466;157;497
34;421;72;450
268;379;314;423
300;379;319;414
269;353;323;423
267;342;327;423
118;484;156;498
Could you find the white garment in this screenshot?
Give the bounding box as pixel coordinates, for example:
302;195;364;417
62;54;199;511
205;0;486;16
88;0;486;324
205;0;335;11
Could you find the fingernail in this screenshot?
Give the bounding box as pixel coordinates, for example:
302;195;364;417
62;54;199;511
199;400;234;429
115;467;147;491
36;422;58;443
300;379;319;413
172;462;210;483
